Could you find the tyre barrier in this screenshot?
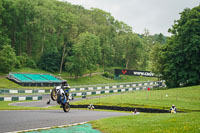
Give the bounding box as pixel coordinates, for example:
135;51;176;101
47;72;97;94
70;105;171;113
0;95;42;101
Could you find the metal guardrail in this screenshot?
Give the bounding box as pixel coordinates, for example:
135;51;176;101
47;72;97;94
0;81;165;94
71;81;157;88
0;95;42;101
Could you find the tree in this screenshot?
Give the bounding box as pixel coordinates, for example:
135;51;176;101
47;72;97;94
160;5;200;87
65;32;101;78
0;44;16;73
112;21;133;67
139;29;155;70
83;33;101;75
116;33;143;69
15;53;36;69
0;0;11;49
1;0;164;74
154;33;166;44
38;46;60;72
150;43;162;77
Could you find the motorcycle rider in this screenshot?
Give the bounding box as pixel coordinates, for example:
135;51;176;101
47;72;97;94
61;80;68;87
61;80;70;99
88;103;95;110
57;80;70;108
47;81;68;105
170;104;177;113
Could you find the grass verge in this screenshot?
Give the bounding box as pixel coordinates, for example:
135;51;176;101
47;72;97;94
67;75;157;86
0;101;43;110
0;101;63;110
71;85;200;111
90;112;200;133
0;78;52;89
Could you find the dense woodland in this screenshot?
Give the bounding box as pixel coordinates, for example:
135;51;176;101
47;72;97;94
0;0;199;87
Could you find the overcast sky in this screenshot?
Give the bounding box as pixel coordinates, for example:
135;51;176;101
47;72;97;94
64;0;199;36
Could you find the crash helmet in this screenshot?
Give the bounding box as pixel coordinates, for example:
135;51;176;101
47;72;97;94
62;80;67;86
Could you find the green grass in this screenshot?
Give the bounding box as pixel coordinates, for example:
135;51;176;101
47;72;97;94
0;73;157;89
90;112;200;133
12;67;52;74
65;75;157;86
0;78;22;88
0;101;43;110
0;78;52;89
0;101;63;110
72;85;200;111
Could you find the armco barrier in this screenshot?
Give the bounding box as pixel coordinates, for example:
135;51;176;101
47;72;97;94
70;85;156;97
0;95;42;101
0;89;50;94
70;81;158;91
0;81;163;94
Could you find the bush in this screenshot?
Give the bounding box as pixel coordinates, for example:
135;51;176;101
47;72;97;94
15;53;36;69
0;45;16;73
38;47;60;72
102;72;114;79
102;72;109;78
15;57;22;69
26;59;37;68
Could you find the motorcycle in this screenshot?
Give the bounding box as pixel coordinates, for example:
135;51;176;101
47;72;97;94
51;85;70;112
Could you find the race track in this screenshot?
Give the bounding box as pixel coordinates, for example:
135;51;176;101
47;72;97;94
0;110;129;133
0;94;130;133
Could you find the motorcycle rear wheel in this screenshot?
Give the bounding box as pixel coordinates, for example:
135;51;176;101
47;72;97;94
63;102;70;112
51;88;57;101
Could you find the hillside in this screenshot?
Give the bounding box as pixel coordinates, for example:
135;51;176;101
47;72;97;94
0;75;157;89
0;0;166;78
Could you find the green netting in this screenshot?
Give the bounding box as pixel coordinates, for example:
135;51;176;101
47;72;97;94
41;74;61;82
13;74;32;82
12;73;62;83
26;124;101;133
24;74;48;82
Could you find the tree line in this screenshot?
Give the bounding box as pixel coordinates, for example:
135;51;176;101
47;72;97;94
0;0;165;77
151;5;200;87
1;0;198;88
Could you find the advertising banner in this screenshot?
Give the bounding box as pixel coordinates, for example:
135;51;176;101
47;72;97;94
115;69;155;77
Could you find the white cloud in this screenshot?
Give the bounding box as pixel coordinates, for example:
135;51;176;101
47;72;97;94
64;0;199;36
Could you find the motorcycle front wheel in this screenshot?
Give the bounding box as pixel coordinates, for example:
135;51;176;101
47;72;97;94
51;88;57;101
63;102;70;112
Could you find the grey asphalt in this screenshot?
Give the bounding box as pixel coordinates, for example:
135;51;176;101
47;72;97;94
0;110;130;133
9;94;117;108
9;94;60;108
1;94;130;133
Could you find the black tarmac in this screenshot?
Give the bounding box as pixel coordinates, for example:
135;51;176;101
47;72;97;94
0;94;130;133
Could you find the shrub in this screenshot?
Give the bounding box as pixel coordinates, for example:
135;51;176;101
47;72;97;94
15;53;36;69
102;72;114;79
102;72;109;78
0;45;16;73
